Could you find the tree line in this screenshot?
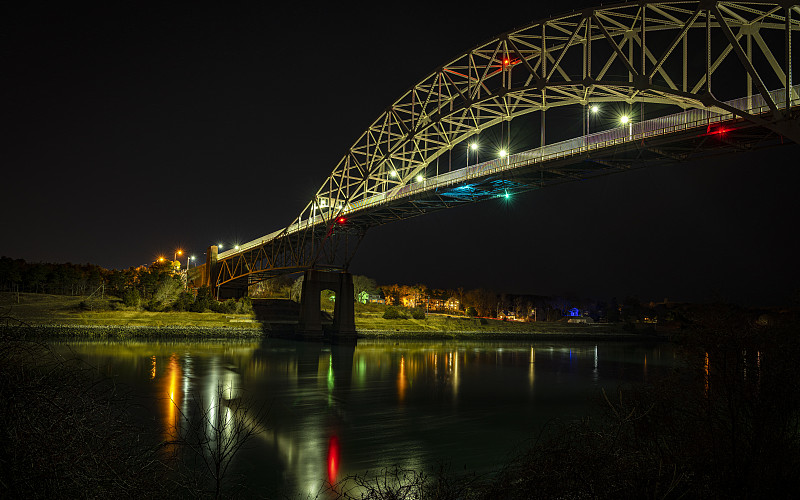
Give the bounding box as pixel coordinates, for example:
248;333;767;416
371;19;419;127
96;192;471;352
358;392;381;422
0;256;250;314
2;256;669;322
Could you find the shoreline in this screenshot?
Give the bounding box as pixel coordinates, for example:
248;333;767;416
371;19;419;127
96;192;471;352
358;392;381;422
6;323;671;342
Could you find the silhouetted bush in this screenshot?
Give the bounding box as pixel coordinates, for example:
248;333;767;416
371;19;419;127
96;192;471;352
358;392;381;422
172;291;194;312
383;306;405;320
122;288;141;308
190;286;213;312
210;299;237;314
236;296;253;314
410;307;426;320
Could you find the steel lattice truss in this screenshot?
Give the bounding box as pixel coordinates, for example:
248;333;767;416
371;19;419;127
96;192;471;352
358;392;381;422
213;0;799;290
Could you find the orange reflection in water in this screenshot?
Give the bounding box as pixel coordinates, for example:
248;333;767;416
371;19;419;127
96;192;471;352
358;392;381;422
327;436;340;483
398;356;407;402
704;352;709;397
165;353;182;439
150;355;156;380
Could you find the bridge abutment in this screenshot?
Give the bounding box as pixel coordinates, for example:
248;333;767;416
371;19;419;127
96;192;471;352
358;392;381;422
297;269;357;342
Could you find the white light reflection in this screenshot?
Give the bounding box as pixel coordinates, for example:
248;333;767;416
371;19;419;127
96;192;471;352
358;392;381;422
529;347;535;391
182;353;192;420
453;350;459;398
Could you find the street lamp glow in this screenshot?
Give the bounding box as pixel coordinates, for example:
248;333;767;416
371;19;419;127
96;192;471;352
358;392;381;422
619;115;630;124
590;105;599;113
217;243;223;250
416;175;424;182
499;149;507;158
390;170;397;178
470;142;478;150
234;245;240;250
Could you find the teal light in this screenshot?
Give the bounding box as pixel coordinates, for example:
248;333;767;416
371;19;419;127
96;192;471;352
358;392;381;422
504;189;510;199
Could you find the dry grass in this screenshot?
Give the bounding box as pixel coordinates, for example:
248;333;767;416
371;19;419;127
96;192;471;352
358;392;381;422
0;292;258;328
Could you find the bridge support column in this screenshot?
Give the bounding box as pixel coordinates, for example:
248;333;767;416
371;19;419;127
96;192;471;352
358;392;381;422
297;269;357;342
332;272;357;342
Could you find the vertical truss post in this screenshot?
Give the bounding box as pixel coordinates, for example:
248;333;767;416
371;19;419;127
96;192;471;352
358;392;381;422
786;6;793;111
706;8;712;93
683;30;688;94
587;14;592;80
641;5;646;77
747;30;753;110
541;21;547;150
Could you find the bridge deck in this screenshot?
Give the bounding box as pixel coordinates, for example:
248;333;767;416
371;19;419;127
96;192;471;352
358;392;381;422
218;84;799;262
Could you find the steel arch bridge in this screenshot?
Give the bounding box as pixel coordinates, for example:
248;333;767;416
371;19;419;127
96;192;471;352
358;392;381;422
198;0;800;297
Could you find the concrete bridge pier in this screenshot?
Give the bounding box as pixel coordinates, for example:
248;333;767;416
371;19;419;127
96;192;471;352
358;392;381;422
297;269;356;342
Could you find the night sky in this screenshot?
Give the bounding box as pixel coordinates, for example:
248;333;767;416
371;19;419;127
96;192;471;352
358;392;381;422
3;1;799;306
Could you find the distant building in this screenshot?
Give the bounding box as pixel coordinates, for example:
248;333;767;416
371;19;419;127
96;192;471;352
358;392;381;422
498;309;517;321
357;291;385;304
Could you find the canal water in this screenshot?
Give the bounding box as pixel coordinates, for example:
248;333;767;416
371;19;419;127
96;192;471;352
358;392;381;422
51;337;677;497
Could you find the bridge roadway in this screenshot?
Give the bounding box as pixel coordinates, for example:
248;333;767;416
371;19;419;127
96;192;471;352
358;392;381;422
213;83;799;276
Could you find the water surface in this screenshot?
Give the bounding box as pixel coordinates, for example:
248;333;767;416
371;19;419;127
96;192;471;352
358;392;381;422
52;337;676;496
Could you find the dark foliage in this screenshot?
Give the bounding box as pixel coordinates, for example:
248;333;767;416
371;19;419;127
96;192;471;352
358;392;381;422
382;306;406;320
410;307;426;320
0;318;176;497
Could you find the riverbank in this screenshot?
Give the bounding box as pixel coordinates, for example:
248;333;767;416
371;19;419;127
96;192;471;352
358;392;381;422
1;292;666;340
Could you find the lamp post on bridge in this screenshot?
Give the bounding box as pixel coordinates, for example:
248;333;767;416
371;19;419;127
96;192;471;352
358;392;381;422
467;142;478;168
620;114;632;139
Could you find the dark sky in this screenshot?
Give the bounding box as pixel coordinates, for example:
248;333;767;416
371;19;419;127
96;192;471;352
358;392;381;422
3;1;799;306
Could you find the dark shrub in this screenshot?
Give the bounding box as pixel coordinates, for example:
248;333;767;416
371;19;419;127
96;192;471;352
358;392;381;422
190;286;213;312
172;292;194;312
236;297;253;314
410;307;426;320
210;299;236;314
143;299;163;312
122;289;141;308
383;306;404;320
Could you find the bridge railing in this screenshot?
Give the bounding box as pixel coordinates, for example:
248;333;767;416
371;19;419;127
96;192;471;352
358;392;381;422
367;84;800;203
220;85;799;260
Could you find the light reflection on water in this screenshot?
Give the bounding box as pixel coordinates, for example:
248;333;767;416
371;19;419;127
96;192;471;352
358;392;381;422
50;337;676;497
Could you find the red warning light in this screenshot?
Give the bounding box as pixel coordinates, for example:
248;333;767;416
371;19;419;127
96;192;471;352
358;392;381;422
705;124;730;136
503;58;510;66
337;216;347;224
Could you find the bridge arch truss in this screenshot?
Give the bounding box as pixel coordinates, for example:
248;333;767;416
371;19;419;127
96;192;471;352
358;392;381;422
211;0;799;291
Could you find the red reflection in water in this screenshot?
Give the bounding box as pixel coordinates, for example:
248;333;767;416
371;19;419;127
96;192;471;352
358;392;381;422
327;436;340;483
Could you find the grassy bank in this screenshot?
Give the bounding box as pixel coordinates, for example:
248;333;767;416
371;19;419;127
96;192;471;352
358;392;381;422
1;293;652;340
1;292;259;329
353;302;646;339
